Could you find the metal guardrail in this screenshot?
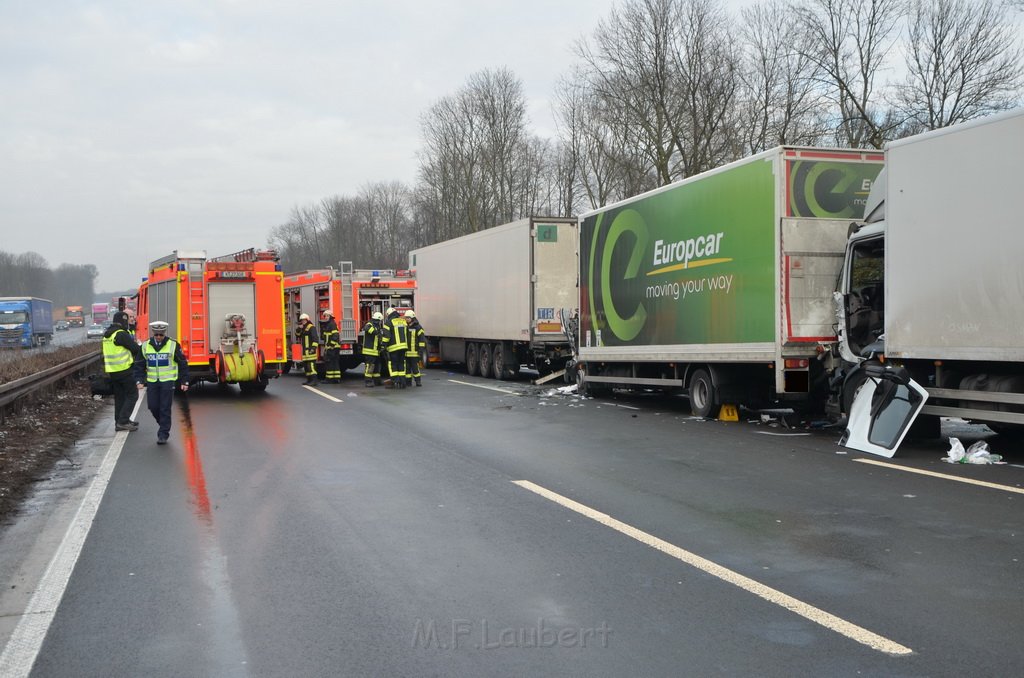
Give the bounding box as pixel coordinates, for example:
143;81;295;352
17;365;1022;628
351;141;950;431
0;350;102;409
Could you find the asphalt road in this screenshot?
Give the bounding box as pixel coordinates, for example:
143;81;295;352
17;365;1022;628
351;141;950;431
2;367;1022;677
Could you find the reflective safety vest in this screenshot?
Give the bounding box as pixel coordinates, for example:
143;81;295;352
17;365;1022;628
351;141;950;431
142;338;180;383
362;322;381;357
103;330;133;373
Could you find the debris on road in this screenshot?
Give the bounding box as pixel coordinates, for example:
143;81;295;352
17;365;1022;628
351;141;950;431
942;438;1005;465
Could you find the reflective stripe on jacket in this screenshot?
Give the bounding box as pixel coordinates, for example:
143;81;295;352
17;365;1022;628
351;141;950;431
361;322;381;357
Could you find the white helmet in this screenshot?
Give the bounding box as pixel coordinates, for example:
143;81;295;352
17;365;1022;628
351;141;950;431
298;313;310;321
404;310;415;318
321;310;333;319
385;307;396;317
149;320;169;333
372;311;384;321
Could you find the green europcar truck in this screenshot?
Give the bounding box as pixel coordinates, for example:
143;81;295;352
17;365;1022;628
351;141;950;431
576;146;883;417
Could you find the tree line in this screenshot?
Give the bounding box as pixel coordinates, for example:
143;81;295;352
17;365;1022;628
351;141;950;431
272;0;1021;273
0;250;98;309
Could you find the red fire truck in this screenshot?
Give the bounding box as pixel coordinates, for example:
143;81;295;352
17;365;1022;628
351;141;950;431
135;248;287;391
283;262;416;375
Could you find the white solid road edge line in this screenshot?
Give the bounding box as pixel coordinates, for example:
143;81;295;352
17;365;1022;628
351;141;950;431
512;479;913;657
853;458;1024;494
0;402;141;677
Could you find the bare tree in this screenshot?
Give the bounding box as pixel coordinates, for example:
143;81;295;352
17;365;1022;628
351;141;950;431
792;0;905;148
738;0;831;152
895;0;1024;131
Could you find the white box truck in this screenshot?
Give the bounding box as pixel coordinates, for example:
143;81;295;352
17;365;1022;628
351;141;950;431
837;109;1024;456
576;147;883;416
409;217;578;379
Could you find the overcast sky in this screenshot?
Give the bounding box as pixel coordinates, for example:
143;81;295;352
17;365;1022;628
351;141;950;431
1;0;752;293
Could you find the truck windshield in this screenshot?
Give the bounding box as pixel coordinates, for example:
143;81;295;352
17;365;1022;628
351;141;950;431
0;311;29;323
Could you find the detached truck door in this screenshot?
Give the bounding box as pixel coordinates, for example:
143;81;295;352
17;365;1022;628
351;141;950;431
840;362;928;458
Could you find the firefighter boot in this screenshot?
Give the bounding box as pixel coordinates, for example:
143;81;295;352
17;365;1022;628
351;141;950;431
365;379;374;387
415;378;422;387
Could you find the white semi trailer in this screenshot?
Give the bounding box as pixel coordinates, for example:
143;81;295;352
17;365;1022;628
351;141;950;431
409;217;578;379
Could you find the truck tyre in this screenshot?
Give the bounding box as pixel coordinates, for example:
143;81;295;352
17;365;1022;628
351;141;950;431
689;368;720;418
479;343;493;378
493;343;509;380
466;343;480;376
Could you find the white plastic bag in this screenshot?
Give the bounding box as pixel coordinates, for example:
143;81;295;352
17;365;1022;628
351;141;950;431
965;440;1003;464
942;437;966;463
942;438;1004;464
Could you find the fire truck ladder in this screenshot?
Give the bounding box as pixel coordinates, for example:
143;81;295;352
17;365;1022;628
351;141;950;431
339;261;355;340
187;265;207;358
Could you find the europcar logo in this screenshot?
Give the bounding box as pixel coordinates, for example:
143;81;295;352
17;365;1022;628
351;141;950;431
590;209;649;342
589;208;734;343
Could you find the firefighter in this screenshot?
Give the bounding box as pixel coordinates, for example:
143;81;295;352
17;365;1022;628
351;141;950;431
361;311;384;386
381;307;408;388
103;311;144;431
136;320;189;445
404;310;424;387
297;312;319;385
321;310;341;383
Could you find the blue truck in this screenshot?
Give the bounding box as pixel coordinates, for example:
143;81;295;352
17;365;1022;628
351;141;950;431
0;297;55;348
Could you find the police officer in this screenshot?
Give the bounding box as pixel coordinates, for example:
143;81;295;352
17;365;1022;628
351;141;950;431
381;307;408;388
404;310;424;387
361;311;384;386
297;312;319;385
321;310;341;383
136;320;189;445
103;311;143;431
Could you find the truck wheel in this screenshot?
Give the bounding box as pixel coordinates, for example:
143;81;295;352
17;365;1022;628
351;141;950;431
689;368;720;418
479;344;493;378
466;343;479;376
493;343;509;380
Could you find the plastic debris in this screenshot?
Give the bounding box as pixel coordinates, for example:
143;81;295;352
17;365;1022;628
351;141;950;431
942;437;1005;464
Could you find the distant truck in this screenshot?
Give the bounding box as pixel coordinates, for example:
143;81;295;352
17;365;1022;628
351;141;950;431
836;109;1024;456
91;302;110;325
409;217;578;379
65;305;85;327
575;147;883;415
0;297;55;348
284;263;416;375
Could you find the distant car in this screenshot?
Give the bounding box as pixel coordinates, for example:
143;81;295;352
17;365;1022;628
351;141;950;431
86;323;105;338
55;320;70;331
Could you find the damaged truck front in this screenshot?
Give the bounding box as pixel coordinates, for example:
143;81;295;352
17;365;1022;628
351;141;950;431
836;108;1024;456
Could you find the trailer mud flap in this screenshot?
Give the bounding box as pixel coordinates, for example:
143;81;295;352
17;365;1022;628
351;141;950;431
840;363;928;457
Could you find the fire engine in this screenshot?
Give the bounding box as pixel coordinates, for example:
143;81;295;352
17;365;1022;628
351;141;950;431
135;248;287;391
283;262;416;375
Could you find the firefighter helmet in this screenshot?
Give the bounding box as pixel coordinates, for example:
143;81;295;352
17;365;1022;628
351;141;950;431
404;310;415;318
298;313;310;322
385;307;396;317
321;310;333;319
372;311;384;321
